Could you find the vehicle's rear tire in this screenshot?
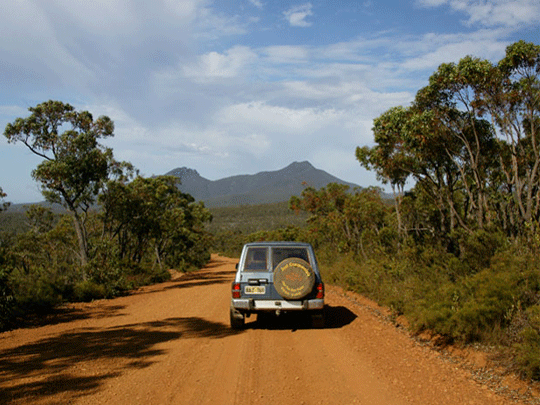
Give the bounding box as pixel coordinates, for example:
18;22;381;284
230;306;245;329
273;257;315;300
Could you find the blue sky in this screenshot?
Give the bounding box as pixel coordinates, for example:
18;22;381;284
1;0;539;203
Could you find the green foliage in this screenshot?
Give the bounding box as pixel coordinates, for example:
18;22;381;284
350;43;540;378
0;258;15;330
448;228;506;276
208;201;308;235
290;184;389;256
0;188;15;329
100;175;212;270
416;268;515;341
359;41;540;237
0;184;207;331
515;305;540;380
3;101;134;268
286;173;540;379
0;211;29;234
212;230;246;258
72;280;107;302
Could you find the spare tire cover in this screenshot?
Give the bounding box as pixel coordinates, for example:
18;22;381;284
273;257;315;300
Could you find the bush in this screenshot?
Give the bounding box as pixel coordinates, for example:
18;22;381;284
73;280;107;302
449;228;505;275
10;268;65;314
85;242;131;297
513;305;540;380
0;267;15;330
412;250;540;344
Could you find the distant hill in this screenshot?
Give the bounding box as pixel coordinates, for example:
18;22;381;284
5;161;363;213
165;161;360;207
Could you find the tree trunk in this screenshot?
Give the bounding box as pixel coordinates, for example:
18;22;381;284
71;210;89;278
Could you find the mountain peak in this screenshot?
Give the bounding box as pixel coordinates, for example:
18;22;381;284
281;161;315;174
287;161;314;170
166;167;200;179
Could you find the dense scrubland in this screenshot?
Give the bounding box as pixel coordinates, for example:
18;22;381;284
1;40;539;380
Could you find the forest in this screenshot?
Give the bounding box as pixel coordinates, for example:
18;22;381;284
1;40;539;380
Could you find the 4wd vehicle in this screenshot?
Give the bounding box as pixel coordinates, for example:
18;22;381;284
230;241;325;329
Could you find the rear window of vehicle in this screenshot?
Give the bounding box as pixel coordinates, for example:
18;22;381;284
244;247;268;270
243;246;311;271
271;247;310;269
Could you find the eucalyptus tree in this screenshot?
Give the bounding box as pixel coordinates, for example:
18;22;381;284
357;105;466;234
356;106;423;234
413;56;499;230
480;41;540;231
4;101;118;270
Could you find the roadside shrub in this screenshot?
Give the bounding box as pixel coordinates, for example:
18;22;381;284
123;260;171;286
147;267;172;283
73;280;107;302
413;250;540;343
0;267;15;330
85;241;131;297
515;305;540;380
318;252;357;287
0;233;16;330
449;228;505;275
9;267;65;313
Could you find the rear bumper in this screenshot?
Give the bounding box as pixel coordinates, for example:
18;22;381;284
232;298;324;312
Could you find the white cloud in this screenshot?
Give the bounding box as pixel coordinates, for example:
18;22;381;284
248;0;264;10
183;46;258;82
216;101;342;133
416;0;540;28
0;1;96;89
284;3;314;27
417;0;448;6
236;133;271;156
263;45;311;64
164;0;210;19
400;30;509;70
48;0;138;35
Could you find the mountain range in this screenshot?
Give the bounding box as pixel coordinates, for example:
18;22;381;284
7;161;361;211
166;161;360;207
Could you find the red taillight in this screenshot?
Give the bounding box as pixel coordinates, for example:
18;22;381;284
232;283;241;299
316;283;324;299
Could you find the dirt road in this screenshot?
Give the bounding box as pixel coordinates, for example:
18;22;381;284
0;255;536;404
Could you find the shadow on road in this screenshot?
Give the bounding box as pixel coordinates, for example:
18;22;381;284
202;256;238;269
164;269;235;291
0;317;239;404
14;304;127;331
247;305;357;331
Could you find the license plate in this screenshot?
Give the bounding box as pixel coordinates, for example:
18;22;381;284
245;286;266;294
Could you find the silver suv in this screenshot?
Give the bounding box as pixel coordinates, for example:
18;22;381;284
230;241;325;329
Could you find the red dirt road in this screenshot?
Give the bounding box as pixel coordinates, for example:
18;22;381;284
0;255;536;404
